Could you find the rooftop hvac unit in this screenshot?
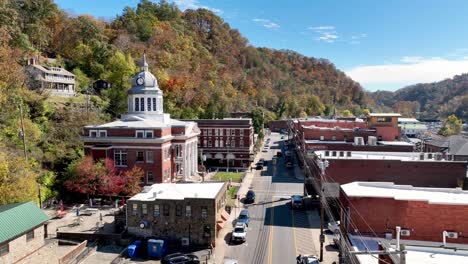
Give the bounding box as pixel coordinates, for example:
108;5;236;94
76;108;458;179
354;137;364;146
446;232;458;239
181;237;190;247
385;233;393;240
368;136;377;146
400;229;411;236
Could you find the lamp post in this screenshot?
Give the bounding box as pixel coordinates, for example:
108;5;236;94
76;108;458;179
202;154;207;182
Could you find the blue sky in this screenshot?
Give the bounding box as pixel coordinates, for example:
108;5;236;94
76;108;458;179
54;0;468;92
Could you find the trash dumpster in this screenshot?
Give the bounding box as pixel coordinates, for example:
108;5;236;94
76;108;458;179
147;239;166;259
127;240;142;259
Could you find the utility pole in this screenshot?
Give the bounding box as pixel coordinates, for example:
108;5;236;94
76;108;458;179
19;103;27;160
319;198;324;262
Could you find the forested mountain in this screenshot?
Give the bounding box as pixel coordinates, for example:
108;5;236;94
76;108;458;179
370;74;468;121
0;0;368;204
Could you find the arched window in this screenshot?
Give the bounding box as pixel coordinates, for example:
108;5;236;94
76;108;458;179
153;98;156;111
147;98;151;111
135;98;139;111
140;98;145;111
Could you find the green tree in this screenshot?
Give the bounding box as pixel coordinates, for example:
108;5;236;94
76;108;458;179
72;68;91;93
307;95;325;116
439;114;462;136
341;109;353;117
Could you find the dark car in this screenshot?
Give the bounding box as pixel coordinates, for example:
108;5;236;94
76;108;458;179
162;253;200;264
256;161;264;170
277;151;282;157
291;195;304;209
237;209;250;226
245;190;256;203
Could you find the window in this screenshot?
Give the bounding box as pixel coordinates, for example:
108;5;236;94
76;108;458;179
339;151;344;157
0;244;8;256
98;130;107;137
135;98;139;111
132;204;138;215
175;145;182;158
240;129;244;136
176;205;182;216
347;151;352;157
215;129;219;136
136;130;144;138
153;98;156;111
136;151;144;162
26;230;34;241
320;136;324;141
208;140;212;147
147;98;151;111
163;204;169;216
215;139;219;147
231;139;235;147
325;151;329;156
89;130;97;137
153;204;160;217
146;151;154;163
231;129;235;136
142;204;148;215
332;151;337;157
220;139;223;148
239;137;244;147
332;136;337;141
208;129;212;136
114;150;127;166
344;135;348;141
140;98;145;111
377;117;392;122
201;207;208;218
145;130;153;138
185;205;192;217
147;171;154;183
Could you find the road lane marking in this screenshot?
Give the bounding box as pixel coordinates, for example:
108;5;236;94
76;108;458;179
267;197;274;264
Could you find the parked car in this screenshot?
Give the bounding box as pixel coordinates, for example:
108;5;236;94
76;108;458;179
245;190;256;203
328;221;340;233
296;254;319;264
256;161;264;170
223;259;239;264
291;195;304;209
237;209;250;226
277;151;282;157
162;253;200;264
231;222;247;243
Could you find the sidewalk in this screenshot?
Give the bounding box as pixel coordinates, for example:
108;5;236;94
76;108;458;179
210;147;264;263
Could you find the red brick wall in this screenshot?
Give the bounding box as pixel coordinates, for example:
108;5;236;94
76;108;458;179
300;120;366;129
342;196;468;244
306;143;413;152
325;159;466;188
373;126;400;141
303;128;376;142
268;120;288;132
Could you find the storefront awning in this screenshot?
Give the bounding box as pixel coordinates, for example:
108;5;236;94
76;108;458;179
216;220;225;230
226;153;235;160
221;210;230;221
214;153;224;159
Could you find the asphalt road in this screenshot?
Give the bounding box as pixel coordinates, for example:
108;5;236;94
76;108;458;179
224;132;319;264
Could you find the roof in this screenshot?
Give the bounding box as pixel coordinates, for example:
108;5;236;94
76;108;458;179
87;114;194;129
341;182;468;205
368;113;401;117
129;182;226;201
426;135;468;155
398;117;420;123
29;64;74;77
399;123;428;130
376;141;414;146
0;201;49;243
315;150;442;161
349;234;468;264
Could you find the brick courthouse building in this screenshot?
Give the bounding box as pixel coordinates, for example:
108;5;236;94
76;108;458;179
83;55;200;183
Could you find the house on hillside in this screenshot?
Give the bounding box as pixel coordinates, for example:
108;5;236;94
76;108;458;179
0;201;49;263
24;57;76;96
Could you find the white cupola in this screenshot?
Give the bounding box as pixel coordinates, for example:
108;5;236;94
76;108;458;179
127;53;164;115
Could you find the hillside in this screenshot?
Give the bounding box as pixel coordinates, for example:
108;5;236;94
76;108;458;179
0;0;369;204
370;74;468;121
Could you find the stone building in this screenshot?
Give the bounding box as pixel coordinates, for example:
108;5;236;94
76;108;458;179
25;57;76;96
0;201;49;263
83;55;200;183
126;182;228;247
187;118;255;170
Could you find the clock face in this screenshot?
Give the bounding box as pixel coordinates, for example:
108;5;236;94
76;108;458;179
137;77;144;85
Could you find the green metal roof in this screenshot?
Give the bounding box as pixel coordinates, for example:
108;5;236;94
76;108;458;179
0;201;49;243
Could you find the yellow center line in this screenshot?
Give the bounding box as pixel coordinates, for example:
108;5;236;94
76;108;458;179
292;209;298;257
268;197;274;264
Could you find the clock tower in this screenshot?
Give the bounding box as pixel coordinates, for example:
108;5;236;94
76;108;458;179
127;54;165;117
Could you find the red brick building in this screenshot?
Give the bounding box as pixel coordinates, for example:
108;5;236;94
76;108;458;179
316;150;467;188
188;119;254;169
340;182;468;244
83;55;200;184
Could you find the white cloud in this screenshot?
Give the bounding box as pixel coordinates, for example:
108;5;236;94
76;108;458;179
252;18;280;29
318;32;338;43
172;0;222;14
346;57;468;90
309;25;338;43
308;25;335;31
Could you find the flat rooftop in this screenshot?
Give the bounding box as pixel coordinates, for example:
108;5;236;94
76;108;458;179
129;182;226;201
349;234;468;264
342;182;468;205
315;150;445;161
368;113;401;117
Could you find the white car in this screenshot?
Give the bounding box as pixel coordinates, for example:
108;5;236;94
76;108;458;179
328;220;340;233
296;254;319;264
231;222;247;243
224;259;238;264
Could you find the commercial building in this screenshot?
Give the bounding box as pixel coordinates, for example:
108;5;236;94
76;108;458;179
316;150;467;188
83;55;200;183
25;57;76;96
398;117;428;137
424;135;468;161
340;182;468;244
126;182;228;247
189;118;254;170
0;202;49;263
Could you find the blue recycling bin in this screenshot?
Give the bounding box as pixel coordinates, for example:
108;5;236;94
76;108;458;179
147;239;166;259
127;240;142;259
